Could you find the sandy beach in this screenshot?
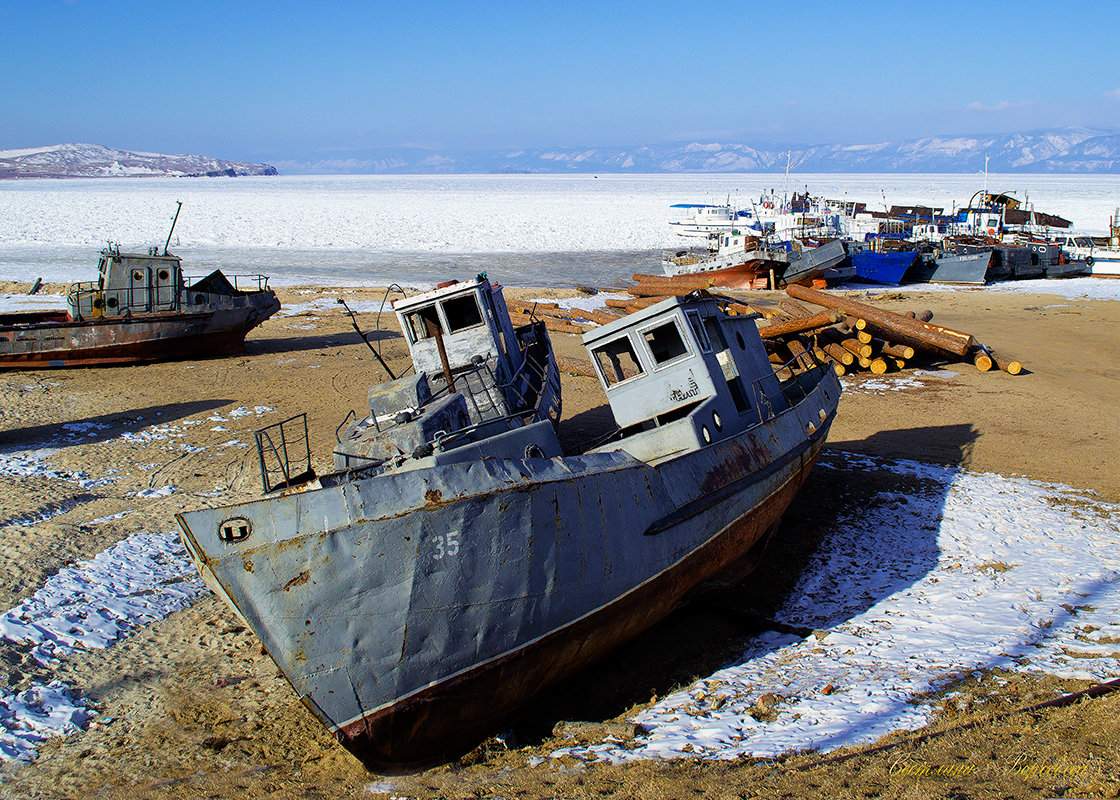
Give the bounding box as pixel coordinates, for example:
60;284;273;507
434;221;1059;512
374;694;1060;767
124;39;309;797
1;281;1118;799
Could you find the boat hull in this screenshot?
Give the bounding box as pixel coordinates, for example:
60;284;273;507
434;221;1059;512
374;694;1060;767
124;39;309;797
849;250;918;285
910;250;995;285
0;293;280;369
1089;253;1120;277
177;367;840;772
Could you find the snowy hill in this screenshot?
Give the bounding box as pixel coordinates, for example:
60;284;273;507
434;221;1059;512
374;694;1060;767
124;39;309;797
0;143;278;179
272;127;1120;174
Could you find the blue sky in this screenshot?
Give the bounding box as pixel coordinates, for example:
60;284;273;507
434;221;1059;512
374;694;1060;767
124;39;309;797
2;0;1117;161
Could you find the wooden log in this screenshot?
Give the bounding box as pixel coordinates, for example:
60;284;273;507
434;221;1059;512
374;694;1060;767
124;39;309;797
785;284;974;357
840;338;873;359
916;310;934;322
779;300;814;318
784;337;815;369
572;308;622;326
869;357;889;375
878;341;916;360
555;355;599;378
856;330;873;344
508;301;619;327
758;310;842;340
973;349;994;372
820;341;855;366
978;344;1023;375
508;312;587;335
621;295;670;310
604;298;632;309
628;274;717;295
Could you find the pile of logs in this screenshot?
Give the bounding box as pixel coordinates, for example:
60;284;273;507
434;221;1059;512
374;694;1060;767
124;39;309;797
729;284;1023;376
505;299;621;336
604;273;726;315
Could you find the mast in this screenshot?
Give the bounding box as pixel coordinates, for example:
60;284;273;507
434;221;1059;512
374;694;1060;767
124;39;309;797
163;200;183;255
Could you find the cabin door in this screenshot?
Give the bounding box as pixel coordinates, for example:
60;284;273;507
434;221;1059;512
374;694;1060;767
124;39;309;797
128;266;153;313
152;262;178;310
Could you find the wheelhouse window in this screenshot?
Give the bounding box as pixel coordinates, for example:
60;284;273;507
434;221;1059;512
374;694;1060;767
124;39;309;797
686;310;711;352
641;319;689;366
592;335;645;387
404;304;442;343
442;293;484;332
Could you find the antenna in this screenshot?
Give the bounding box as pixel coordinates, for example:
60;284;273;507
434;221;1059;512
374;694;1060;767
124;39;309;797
163;200;183;255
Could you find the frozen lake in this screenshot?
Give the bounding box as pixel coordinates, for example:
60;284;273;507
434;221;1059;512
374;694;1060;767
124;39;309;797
1;173;1118;288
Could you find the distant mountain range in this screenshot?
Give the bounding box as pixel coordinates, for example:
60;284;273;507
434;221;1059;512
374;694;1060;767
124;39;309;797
274;127;1120;174
0;143;278;179
3;128;1119;178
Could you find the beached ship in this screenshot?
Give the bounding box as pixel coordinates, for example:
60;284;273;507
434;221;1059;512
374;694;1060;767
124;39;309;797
175;280;841;772
0;208;280;369
662;230;787;288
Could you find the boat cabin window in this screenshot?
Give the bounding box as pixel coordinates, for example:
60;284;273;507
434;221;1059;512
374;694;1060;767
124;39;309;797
686;310;711;352
592;335;645;387
641;319;689;366
404;304;443;343
442;293;484;333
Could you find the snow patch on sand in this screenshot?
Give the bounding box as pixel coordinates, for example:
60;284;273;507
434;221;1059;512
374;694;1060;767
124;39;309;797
555;453;1120;765
0;531;205;762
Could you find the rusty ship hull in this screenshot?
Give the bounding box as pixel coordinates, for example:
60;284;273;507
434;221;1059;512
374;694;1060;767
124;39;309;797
176;361;839;772
0;298;280;369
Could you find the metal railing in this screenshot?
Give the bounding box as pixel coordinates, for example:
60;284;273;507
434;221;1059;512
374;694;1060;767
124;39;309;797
748;352;827;427
184;274;271;293
255;413;315;493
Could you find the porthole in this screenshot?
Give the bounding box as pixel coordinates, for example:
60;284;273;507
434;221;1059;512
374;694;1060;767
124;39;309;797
807;421;817;434
219;516;252;542
818;408;827;422
712;411;722;430
106;297;118;308
92;297;104;309
158;269;170;280
524;444;545;459
133;271;144;281
195;293;205;304
736;331;746;349
701;425;711;443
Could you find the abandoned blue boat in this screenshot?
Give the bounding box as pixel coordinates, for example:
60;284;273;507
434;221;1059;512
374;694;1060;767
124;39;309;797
175;277;841;772
844;244;919;286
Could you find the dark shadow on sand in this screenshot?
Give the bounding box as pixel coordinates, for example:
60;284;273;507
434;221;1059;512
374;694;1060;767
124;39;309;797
507;423;979;745
247;328;399;356
0;400;232;451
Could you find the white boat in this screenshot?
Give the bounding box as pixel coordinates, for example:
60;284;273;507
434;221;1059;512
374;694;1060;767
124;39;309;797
1052;233;1120;277
668;203;761;238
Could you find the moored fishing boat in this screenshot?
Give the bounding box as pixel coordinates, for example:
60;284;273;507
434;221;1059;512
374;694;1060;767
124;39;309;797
175;281;841;772
0;205;280;369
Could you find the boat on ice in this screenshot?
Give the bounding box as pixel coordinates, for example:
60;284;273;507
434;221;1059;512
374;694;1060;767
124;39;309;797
1053;232;1120;278
175;278;841;772
662;229;787;288
0;206;280;369
843;242;919;286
